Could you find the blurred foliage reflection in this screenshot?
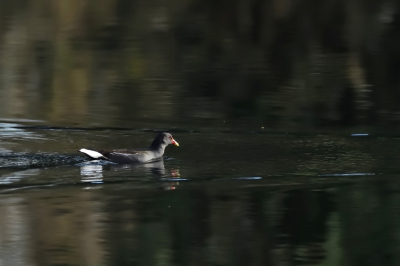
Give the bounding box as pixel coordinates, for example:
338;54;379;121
1;179;399;266
0;0;399;128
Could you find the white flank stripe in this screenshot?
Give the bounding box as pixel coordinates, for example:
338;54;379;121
79;148;105;159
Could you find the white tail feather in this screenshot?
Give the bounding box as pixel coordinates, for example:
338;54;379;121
79;148;106;159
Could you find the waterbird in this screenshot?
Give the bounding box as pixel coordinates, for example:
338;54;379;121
79;132;179;164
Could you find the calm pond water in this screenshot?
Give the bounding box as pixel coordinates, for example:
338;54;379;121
0;122;399;266
0;0;399;265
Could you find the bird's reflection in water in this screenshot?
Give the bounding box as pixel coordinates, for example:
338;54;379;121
103;159;166;175
79;158;181;189
80;162;104;183
165;168;180;190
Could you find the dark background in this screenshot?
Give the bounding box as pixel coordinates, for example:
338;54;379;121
0;0;398;130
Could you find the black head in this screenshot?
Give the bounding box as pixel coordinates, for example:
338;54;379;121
150;132;179;149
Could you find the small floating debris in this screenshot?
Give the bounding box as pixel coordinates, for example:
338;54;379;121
87;181;103;184
233;176;262;180
159;178;188;181
318;173;375;177
351;133;369;136
214;176;263;181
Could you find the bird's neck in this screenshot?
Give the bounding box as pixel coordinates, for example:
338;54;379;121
150;143;167;154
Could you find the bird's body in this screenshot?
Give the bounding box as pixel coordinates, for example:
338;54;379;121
79;132;179;164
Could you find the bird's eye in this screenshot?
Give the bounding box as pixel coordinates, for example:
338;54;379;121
169;136;172;139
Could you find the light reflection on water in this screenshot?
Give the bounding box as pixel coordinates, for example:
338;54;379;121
0;169;39;185
0;123;44;139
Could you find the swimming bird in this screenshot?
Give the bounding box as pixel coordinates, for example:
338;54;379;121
79;132;179;164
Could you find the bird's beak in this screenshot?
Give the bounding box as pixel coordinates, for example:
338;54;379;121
171;138;179;146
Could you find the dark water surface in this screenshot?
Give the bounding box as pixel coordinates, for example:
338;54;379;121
0;0;399;265
0;122;399;265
